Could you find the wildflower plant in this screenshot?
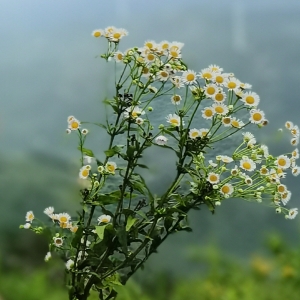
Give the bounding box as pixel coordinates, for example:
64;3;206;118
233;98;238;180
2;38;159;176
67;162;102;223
20;26;299;300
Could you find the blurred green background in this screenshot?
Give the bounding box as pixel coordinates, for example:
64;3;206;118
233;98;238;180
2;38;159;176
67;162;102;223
1;0;300;299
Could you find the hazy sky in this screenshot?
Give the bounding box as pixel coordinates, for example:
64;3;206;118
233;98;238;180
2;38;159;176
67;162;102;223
2;0;300;157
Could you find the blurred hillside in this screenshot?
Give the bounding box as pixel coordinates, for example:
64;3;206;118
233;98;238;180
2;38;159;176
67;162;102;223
1;0;300;279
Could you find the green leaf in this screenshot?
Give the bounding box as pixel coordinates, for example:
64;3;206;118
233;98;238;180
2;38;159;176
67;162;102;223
94;122;107;129
136;163;149;169
95;190;121;205
77;147;94;157
135;210;148;220
164;216;173;232
126;215;138;232
95;225;106;240
95;223;114;240
104;145;124;157
116;226;128;254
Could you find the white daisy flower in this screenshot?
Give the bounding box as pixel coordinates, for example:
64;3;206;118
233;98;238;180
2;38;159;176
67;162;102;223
155;135;168;145
290;125;300;137
181;70;198;85
92;29;104;38
66;259;74;270
240;157;256;172
249;109;265;124
276;155;291;170
241;92;260;107
53;237;64;247
23;223;31;229
171;94;182;105
170;76;184;88
220;183;234;196
286;208;298;219
105;162;117;174
57;213;71;224
189;128;201;139
199;67;214;80
44;252;52;262
231;117;244;128
212;103;229;115
204;83;219;98
285;121;294;130
166;114;182;127
222;117;232;127
114;51;124;62
202;107;215;120
291;148;299;159
292;166;300;176
97;214;112;224
199;128;210;137
124;106;145;119
291;137;299;146
25;211;34;223
224;77;241;92
79;166;90;179
207;172;220;184
136;117;144;125
244;176;253;185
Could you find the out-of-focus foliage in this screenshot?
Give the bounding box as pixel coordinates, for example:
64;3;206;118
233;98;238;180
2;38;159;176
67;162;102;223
1;234;300;300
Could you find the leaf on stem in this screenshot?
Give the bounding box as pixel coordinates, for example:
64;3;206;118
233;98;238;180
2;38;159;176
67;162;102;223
77;147;94;157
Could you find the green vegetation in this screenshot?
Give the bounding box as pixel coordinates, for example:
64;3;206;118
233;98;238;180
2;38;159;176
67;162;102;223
1;234;299;300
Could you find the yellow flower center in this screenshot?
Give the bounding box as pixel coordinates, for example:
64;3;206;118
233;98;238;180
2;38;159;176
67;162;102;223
170;118;180;126
209;174;218;182
277;185;285;193
201;131;208;137
81;169;89;177
145;42;153;49
113;32;121;39
278;158;286;167
221;185;230;194
161;71;168;78
191;131;199;138
117;53;123;60
215;93;224;101
206;87;215;95
242;162;251;170
202;72;212;79
173;95;181;102
223;117;231;124
71;121;79;129
147;53;155;61
215;75;223;83
215;106;224;114
60;216;68;223
245;96;255;104
142;67;149;74
94;31;101;37
162;43;169;49
260;167;268;174
70;226;78;233
107;165;115;173
205;109;213;117
186;73;195;82
228;82;237;89
253;112;262;121
170;50;179;58
231;120;239;128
